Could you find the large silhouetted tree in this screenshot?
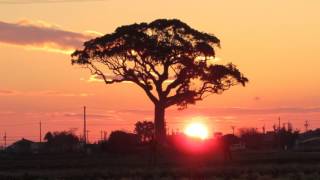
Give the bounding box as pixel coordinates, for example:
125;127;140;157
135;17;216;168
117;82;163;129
71;19;248;143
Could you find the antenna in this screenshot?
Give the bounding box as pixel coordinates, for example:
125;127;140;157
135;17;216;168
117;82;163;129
231;126;235;135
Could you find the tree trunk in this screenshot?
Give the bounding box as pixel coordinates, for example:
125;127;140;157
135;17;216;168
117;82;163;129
154;103;166;143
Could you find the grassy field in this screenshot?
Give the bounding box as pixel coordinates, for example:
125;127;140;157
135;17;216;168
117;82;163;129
0;151;320;179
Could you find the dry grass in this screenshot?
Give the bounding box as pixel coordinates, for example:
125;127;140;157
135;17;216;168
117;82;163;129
0;151;319;179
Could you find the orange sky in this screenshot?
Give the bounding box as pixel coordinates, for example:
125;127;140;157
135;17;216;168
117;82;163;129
0;0;319;145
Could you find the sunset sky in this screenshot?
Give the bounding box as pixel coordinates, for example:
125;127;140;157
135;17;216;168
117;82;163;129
0;0;319;145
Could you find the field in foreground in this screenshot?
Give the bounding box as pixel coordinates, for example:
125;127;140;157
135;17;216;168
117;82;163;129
0;151;320;180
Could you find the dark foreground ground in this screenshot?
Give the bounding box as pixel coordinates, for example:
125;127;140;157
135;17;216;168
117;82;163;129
0;151;320;180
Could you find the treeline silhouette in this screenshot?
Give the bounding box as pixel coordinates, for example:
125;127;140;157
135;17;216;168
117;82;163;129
2;120;319;156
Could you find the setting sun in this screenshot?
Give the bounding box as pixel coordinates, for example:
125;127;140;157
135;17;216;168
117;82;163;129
184;122;209;140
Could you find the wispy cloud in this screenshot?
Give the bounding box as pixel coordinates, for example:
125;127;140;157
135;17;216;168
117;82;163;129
87;74;174;84
62;112;114;120
87;74;134;84
0;19;100;54
39;90;93;97
172;106;320;116
0;89;93;97
0;89;19;96
254;96;261;101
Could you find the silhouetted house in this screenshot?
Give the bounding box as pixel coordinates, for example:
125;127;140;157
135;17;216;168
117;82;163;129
6;138;43;154
295;129;320;151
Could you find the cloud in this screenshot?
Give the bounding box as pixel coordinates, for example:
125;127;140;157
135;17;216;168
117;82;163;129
0;111;15;115
0;0;109;5
39;90;93;97
87;74;174;84
118;109;153;115
88;74;105;82
87;74;134;84
62;112;114;119
84;30;104;36
177;106;320;116
95;106;320;119
0;89;93;97
0;89;19;96
254;96;261;101
0;19;100;54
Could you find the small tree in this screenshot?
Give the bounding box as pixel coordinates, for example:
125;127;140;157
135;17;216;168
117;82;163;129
72;19;248;142
108;131;139;153
44;131;53;143
134;121;155;143
44;131;80;152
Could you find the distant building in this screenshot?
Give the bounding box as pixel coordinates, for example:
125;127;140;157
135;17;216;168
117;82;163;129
6;138;43;154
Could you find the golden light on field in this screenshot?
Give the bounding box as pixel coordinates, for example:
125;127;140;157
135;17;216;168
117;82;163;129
184;122;209;140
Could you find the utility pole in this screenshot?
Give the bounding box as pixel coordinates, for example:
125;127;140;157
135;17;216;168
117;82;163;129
3;132;6;148
103;131;108;141
39;121;42;143
86;130;89;144
304;120;309;132
83;106;87;144
278;116;281;131
262;125;266;134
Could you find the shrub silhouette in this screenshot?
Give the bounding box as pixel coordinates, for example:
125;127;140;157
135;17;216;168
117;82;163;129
108;130;139;153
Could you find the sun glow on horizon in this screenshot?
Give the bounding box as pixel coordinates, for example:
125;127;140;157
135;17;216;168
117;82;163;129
184;122;209;140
